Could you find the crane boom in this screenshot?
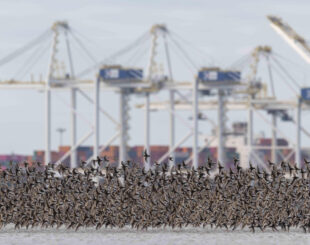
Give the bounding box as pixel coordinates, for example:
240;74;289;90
267;15;310;64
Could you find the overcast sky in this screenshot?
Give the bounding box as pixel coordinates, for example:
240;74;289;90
0;0;310;155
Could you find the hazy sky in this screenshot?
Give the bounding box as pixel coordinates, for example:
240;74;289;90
0;0;310;155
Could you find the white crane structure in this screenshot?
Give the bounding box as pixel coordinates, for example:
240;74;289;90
267;15;310;167
137;41;310;169
95;24;200;168
0;21;118;168
267;15;310;64
0;19;310;169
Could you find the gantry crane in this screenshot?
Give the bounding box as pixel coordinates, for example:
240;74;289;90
0;21;107;168
1;19;309;170
267;15;310;165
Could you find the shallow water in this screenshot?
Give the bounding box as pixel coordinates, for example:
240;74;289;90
0;226;309;245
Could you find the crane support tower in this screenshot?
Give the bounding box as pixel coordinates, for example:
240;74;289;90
197;67;241;165
98;65;144;164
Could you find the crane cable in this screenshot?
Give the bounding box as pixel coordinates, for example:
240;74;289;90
107;32;150;61
268;59;298;96
229;54;252;70
124;36;150;65
69;30;98;66
76;31;150;78
271;55;301;89
167;34;198;71
169;30;216;67
15;39;51;80
126;43;150;66
0;29;51;67
273;52;308;71
165;35;196;75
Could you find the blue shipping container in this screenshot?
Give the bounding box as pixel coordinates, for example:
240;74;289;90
99;67;143;81
198;70;241;82
301;88;310;100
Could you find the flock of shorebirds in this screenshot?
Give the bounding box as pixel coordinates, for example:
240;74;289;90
1;151;310;232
